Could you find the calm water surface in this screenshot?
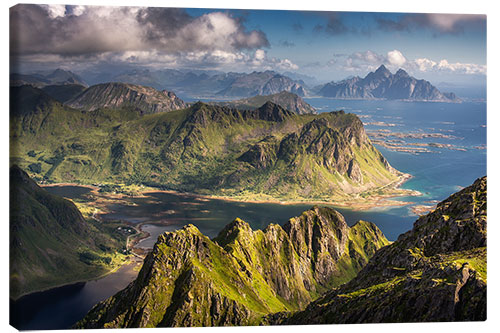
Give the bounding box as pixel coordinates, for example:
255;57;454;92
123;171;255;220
13;99;486;329
10;260;141;330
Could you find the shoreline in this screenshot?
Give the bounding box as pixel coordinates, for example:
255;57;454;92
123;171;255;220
41;173;420;211
10;256;141;302
140;174;420;211
19;173;417;301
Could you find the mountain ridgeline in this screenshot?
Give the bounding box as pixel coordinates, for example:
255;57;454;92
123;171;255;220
10;68;88;88
315;65;460;102
11;84;402;201
216;71;306;97
77;207;389;328
14;67;460;102
280;176;486;324
78;177;486;327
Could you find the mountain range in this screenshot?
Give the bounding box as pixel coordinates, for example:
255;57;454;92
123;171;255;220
14;66;459;102
82;68;307;98
315;65;460;102
10;68;88;88
10;83;402;202
77;176;486;327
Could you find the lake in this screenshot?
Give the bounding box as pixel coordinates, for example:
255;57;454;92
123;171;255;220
10;259;142;330
11;98;486;329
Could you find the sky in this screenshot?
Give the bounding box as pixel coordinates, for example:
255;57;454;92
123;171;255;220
9;2;487;86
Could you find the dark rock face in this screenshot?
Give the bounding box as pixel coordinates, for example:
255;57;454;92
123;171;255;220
281;177;487;324
67;82;186;114
318;65;460;102
77;207;389;328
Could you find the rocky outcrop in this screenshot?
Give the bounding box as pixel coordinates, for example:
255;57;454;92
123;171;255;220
77;206;389;328
67;82;186;114
317;65;460;102
280;176;487;324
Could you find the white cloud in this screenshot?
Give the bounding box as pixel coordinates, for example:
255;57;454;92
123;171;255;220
386;50;407;67
41;5;66;18
11;5;269;56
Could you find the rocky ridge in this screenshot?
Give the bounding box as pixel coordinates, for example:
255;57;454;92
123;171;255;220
279;176;486;324
76;206;389;328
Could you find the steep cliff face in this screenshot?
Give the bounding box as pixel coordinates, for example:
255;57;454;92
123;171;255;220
67;82;186;114
282;177;486;324
77;206;389;328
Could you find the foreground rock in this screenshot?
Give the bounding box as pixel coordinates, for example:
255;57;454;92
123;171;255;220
277;176;486;324
76;207;389;328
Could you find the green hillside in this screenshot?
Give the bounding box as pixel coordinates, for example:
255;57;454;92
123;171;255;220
10;85;403;202
9;165;130;299
76;206;389;328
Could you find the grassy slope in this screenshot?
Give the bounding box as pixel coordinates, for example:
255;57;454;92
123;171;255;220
10;166;130;299
77;206;389;328
284;176;487;324
11;89;401;202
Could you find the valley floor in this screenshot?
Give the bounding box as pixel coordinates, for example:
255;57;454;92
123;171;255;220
42;172;420;213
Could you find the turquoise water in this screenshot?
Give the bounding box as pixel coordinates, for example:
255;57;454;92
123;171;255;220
304;98;486;205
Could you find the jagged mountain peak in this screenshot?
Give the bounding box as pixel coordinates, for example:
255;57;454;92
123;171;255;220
374;64;391;76
395;68;410;78
256;101;294;122
77;206;389;328
319;65;460;102
282;176;487;324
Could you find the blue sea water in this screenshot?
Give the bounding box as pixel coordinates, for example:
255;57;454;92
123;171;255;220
306;98;487;202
